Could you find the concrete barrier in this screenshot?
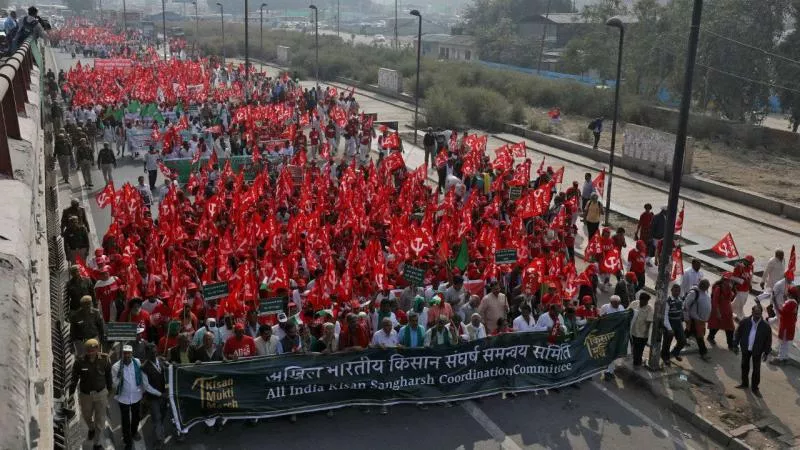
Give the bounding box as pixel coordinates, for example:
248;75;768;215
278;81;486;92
377;68;402;93
0;44;53;449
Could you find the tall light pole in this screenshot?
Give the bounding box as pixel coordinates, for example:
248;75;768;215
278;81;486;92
648;0;704;370
161;0;168;61
193;1;198;58
244;0;250;101
122;0;127;35
603;16;624;226
217;2;225;64
410;9;422;145
260;3;267;70
394;0;398;50
337;0;340;37
536;0;553;74
309;5;319;86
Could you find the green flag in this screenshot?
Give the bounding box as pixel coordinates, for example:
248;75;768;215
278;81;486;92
126;100;141;113
141;103;158;118
153;111;165;125
175;102;184;114
452;238;469;271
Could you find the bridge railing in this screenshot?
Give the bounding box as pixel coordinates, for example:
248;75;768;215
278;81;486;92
0;38;36;178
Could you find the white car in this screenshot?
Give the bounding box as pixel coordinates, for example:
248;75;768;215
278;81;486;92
373;34;386;43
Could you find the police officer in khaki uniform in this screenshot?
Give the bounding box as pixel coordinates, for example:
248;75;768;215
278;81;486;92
70;295;105;357
69;339;112;450
75;137;95;188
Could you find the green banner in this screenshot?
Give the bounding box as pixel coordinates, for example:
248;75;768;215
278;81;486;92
169;312;632;431
495;248;518;265
259;297;285;315
202;282;229;301
163;156;262;185
402;265;425;286
106;322;138;342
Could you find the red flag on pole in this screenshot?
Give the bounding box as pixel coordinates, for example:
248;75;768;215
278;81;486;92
785;245;796;281
675;202;685;232
600;248;623;274
553;166;564;184
592;169;606;197
96;182;115;208
670;246;684;281
711;232;739;258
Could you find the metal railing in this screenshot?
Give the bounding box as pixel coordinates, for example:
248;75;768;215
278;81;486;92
0;38;35;178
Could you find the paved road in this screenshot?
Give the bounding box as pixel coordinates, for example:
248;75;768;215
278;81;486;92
53;49;720;449
158;381;715;450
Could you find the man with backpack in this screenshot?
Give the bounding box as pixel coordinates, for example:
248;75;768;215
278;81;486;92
9;7;47;53
684;279;712;361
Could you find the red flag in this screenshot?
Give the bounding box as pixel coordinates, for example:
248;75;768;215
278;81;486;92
96;182;115;208
510;141;526;158
553;166;564;184
492;145;513;172
785;245;796;281
73;254;92;278
711;232;739;259
383;132;400;150
191;148;202;165
158;161;175;179
435;149;448;168
592;169;606;197
536;158;546;176
670;246;684;281
600;248;623;274
675;202;685;232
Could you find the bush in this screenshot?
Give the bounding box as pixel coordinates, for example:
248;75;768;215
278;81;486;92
458;87;511;132
423;86;466;129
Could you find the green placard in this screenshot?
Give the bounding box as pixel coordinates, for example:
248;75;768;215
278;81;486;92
259;297;285;315
509;187;523;201
106;322;138;342
403;265;425;286
495;248;518;265
163;155;262;185
202;281;229;300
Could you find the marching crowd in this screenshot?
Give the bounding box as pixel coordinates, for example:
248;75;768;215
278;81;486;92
55;23;799;450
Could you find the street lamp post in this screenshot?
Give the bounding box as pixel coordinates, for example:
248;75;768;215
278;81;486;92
244;0;250;101
648;0;705;370
193;1;199;58
410;10;422;145
217;2;225;64
309;5;319;86
260;3;267;70
603;16;624;226
394;0;398;50
161;0;168;61
122;0;127;35
337;0;340;38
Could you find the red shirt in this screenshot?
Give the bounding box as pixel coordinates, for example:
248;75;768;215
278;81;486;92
94;277;123;322
121;309;151;336
309;129;320;145
158;336;177;356
638;212;654;240
628;248;646;274
576;306;598;319
223;335;257;358
733;263;752;292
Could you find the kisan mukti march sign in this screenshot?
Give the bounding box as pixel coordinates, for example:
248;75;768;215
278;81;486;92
168;311;631;431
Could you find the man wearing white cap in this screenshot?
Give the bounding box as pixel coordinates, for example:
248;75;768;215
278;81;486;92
599;295;626;379
111;344;163;450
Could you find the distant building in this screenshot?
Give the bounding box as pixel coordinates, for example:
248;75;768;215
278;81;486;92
518;13;637;70
421;34;478;62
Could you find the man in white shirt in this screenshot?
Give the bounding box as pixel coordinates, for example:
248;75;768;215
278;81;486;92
599;295;627;379
513;303;537;332
111;345;162;450
465;313;487;341
680;259;704;296
254;325;283;356
371;318;399;348
760;249;785;293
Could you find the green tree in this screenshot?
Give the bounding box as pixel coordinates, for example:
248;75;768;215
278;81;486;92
775;0;800;131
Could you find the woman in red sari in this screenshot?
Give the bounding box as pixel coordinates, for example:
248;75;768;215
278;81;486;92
707;273;736;350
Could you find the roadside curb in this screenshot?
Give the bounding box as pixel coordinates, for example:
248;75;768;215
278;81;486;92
616;364;753;449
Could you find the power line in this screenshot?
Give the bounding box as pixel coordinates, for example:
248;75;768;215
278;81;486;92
655;45;800;94
700;27;800;70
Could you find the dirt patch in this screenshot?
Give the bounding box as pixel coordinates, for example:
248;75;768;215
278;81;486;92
679;375;784;449
525;108;800;205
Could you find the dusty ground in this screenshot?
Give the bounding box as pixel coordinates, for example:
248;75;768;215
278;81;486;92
526;108;800;204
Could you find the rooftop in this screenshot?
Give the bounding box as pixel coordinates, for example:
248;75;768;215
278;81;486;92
423;33;476;46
